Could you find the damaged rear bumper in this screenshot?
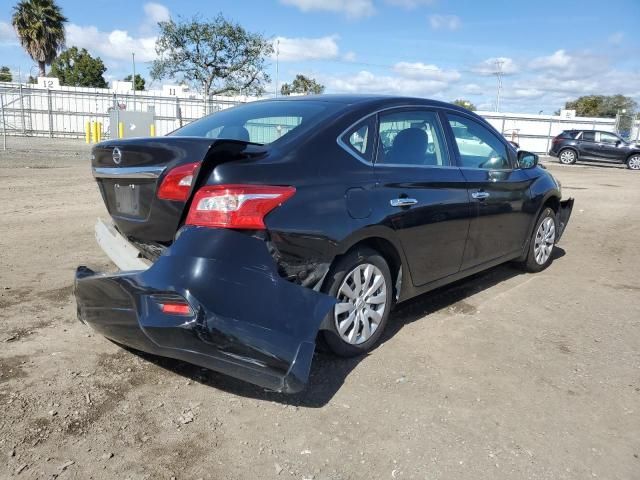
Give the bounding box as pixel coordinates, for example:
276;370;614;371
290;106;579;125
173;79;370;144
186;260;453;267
556;197;574;241
74;227;335;393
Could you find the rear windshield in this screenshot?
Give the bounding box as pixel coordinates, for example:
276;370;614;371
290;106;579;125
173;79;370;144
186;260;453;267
170;100;338;145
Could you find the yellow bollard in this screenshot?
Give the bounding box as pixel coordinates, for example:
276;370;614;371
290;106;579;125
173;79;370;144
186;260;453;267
85;121;91;144
97;122;102;142
118;121;124;139
91;121;98;144
150;124;156;137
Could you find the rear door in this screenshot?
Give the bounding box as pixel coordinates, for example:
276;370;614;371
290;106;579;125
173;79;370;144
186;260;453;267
373;108;470;287
576;130;599;159
444;112;533;269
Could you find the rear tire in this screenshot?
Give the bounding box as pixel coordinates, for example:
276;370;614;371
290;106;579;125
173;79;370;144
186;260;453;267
558;149;577;165
321;248;393;357
627;154;640;170
522;208;557;273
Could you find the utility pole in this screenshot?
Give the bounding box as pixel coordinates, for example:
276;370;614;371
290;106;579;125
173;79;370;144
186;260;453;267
275;39;280;97
494;59;504;113
132;52;136;111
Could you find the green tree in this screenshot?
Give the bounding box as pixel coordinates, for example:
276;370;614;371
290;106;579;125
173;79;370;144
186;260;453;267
280;74;325;95
0;66;12;82
49;47;108;88
12;0;67;77
151;14;273;104
124;74;145;91
564;95;637;118
452;99;476;111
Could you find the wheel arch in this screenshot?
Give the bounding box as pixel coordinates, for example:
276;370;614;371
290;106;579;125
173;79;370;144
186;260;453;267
558;146;579;160
332;226;410;302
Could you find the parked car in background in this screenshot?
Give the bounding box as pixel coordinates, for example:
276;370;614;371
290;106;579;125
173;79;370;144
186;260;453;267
74;95;574;393
549;129;640;170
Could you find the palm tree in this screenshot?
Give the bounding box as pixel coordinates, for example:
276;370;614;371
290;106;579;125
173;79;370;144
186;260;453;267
12;0;67;77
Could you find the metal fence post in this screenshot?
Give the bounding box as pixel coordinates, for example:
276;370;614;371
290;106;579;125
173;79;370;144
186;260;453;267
500;115;506;134
545;118;554;153
19;84;26;134
47;89;53;138
176;97;183;128
1;94;7;150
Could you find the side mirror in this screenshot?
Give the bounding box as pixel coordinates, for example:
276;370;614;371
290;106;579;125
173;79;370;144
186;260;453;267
518;151;538;169
615;140;622;146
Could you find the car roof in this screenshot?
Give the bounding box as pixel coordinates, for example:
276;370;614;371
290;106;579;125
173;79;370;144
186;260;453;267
259;94;477;116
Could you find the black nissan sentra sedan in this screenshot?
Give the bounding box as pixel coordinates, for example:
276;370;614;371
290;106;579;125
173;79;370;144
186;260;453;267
74;95;574;393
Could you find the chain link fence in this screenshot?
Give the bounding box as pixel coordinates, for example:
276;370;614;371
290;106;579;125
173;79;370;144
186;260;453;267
1;82;639;153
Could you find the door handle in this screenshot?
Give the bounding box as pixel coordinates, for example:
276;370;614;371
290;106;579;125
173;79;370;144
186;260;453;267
390;198;418;207
471;191;490;200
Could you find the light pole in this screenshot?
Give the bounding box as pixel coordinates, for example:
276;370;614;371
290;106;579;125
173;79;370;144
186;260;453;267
132;52;136;111
494;59;504;113
275;39;280;97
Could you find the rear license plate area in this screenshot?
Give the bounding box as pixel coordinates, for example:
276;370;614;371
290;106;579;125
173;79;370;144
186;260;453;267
114;183;140;216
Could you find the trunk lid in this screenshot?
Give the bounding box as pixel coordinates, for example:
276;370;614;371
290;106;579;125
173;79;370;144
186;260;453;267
92;137;266;244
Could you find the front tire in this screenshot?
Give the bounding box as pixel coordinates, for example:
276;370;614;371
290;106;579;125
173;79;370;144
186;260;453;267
627;154;640;170
522;208;557;272
558;149;577;165
322;248;393;357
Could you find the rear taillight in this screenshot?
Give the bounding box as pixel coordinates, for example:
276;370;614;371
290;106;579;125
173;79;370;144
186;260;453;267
157;162;200;201
161;302;192;315
185;184;296;229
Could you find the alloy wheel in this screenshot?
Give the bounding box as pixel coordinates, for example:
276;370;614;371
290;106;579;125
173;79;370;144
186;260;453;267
334;263;387;345
534;217;556;265
559;150;575;164
628;155;640;170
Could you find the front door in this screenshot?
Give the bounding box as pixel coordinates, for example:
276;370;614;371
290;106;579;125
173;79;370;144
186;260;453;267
596;131;626;162
373;108;471;287
444;112;534;269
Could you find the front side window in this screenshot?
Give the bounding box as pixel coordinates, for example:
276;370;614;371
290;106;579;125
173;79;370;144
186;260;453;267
377;110;448;166
447;114;510;170
170;100;339;145
599;132;620;144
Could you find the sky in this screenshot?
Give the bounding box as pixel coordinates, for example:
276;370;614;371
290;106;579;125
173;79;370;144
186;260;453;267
1;0;639;113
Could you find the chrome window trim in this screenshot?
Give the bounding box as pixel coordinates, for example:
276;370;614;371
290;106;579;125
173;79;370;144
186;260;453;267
93;166;166;179
336;104;460;170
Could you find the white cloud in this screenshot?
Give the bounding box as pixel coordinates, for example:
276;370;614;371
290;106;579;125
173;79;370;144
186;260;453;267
274;35;340;62
343;51;357;62
279;0;375;18
385;0;436;8
392;61;460;82
144;2;170;23
529;49;572;70
608;32;624;45
66;24;158;62
428;14;461;30
472;57;518;76
529;49;604;80
0;21;17;45
141;2;170;33
324;69;453;97
461;83;484;95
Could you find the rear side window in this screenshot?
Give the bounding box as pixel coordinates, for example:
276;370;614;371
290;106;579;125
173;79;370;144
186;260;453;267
377;110;448;166
581;131;595;141
447;114;510;169
170;100;338;145
340;116;376;162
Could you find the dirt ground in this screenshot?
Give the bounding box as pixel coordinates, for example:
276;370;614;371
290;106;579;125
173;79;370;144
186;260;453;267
1;136;639;480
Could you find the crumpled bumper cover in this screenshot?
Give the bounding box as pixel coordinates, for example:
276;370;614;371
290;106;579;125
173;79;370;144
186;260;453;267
556;197;574;241
74;227;335;393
